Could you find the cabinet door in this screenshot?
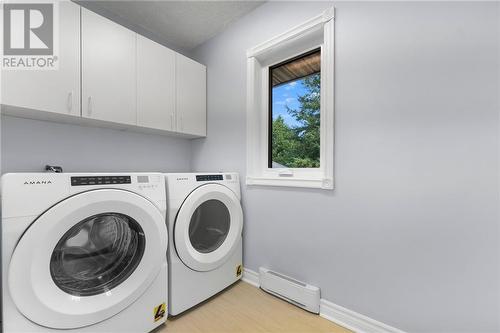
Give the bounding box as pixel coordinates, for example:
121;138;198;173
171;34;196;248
137;35;175;131
81;8;136;125
175;54;206;137
1;2;80;116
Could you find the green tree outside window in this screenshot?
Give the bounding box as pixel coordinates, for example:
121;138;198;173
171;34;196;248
272;73;320;168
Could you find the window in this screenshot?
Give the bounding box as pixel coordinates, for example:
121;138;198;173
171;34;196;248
246;7;335;189
269;49;321;169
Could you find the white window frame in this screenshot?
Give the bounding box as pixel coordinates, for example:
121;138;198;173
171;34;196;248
246;7;335;190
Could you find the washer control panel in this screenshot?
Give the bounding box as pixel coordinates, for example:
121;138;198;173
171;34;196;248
71;175;131;186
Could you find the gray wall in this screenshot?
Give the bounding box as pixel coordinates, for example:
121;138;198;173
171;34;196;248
191;1;499;332
1;115;191;173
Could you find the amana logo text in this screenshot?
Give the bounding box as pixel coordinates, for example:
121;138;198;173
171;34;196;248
24;180;52;185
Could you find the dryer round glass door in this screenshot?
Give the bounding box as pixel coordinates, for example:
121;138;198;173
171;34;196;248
8;189;167;329
189;199;230;253
174;184;243;272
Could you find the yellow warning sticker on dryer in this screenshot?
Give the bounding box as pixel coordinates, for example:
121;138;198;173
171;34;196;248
236;264;242;277
153;303;166;322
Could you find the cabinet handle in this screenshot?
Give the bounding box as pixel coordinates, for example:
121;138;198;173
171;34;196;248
170;113;174;131
87;96;92;116
67;92;73;113
180;115;183;131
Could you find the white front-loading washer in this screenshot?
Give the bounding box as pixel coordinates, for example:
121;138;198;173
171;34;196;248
164;173;243;315
1;173;168;332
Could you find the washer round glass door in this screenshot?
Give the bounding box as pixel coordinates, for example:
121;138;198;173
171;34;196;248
8;189;167;329
49;212;146;297
174;184;243;272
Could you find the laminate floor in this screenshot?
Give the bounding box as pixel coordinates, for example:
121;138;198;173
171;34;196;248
158;281;351;333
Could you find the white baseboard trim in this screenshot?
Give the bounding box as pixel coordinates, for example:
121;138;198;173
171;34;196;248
319;299;405;333
242;268;259;287
241;268;405;333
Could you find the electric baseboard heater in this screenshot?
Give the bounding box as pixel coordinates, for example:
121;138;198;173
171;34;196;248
259;267;320;314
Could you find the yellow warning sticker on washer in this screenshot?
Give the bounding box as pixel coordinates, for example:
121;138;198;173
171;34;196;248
154;303;166;322
236;264;242;277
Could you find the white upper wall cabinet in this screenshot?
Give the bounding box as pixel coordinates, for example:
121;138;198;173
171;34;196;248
81;8;137;125
137;35;175;131
1;2;81;116
2;5;206;138
176;54;207;137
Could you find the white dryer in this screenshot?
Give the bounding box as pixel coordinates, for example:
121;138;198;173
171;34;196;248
164;173;243;315
1;173;168;332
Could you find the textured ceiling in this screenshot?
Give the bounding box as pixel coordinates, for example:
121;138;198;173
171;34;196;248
79;1;264;51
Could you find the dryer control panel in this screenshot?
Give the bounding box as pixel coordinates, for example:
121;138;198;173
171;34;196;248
196;175;223;182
